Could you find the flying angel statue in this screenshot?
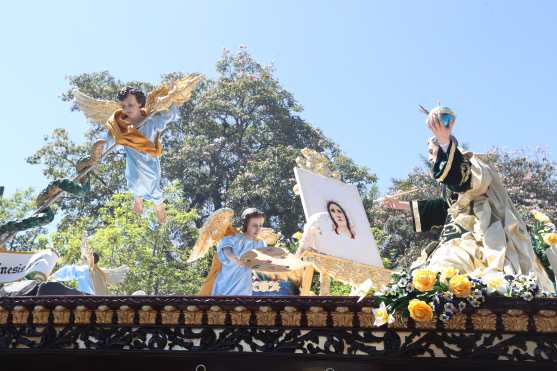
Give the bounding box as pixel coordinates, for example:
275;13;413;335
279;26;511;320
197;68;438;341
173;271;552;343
73;74;203;224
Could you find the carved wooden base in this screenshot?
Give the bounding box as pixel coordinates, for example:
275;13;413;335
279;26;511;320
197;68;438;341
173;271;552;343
0;295;556;370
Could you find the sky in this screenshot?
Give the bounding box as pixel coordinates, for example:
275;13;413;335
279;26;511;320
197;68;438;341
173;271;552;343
1;0;556;199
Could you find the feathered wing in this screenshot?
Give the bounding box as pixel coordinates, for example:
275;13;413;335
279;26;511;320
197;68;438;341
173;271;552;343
145;73;204;115
187;208;235;263
73;90;121;125
102;265;129;285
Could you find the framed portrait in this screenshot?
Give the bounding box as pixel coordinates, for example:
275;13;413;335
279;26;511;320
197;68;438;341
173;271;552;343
294;167;382;267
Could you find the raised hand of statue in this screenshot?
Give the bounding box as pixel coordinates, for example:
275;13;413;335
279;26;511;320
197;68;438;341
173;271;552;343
382;197;410;211
427;112;454;145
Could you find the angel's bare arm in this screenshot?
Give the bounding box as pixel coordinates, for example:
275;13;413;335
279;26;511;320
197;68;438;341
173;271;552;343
223;245;245;267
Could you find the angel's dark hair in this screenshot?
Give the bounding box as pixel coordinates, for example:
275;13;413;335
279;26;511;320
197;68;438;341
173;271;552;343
117;87;146;108
241;210;265;233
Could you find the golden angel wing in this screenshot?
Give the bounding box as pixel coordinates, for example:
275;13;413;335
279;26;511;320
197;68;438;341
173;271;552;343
258;228;281;246
145;73;204;115
73;89;120;125
187;208;235;263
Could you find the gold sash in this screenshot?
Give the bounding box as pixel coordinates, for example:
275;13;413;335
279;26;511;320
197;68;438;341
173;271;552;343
105;110;163;156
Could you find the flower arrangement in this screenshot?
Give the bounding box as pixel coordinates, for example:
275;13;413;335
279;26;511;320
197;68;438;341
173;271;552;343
359;268;550;326
530;210;557;280
356;209;557;326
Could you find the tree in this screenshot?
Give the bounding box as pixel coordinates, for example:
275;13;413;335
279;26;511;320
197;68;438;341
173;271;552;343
0;188;50;251
28;48;377;238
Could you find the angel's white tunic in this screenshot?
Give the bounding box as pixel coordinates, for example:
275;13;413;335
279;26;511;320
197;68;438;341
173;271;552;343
50;264;94;294
103;105;180;204
212;233;266;296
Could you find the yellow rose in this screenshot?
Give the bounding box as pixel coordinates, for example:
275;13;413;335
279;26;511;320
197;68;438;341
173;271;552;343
449;275;473;298
439;267;459;284
532;210;551;224
412;269;437;292
543;233;557;246
292;231;303;241
408;299;433;322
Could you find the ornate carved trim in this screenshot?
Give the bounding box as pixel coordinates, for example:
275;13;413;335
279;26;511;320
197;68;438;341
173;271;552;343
0;295;556;364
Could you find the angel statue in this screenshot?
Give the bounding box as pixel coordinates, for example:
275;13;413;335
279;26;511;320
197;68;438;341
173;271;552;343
73;74;203;224
188;208;285;296
50;233;129;295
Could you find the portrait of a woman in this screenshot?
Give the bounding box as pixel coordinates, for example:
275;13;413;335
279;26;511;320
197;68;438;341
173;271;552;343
326;201;356;239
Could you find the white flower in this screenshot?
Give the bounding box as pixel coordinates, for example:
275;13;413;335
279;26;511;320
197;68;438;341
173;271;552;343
473;289;484;299
481;272;509;295
356;279;375;302
467;268;484;280
442;291;454;301
526;281;537;291
522;292;534;301
440;313;451;322
372;302;395;327
444;303;457;313
469;299;481;308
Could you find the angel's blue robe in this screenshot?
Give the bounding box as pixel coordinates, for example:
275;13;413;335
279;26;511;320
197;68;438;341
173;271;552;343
103;105;180;204
50;264;93;294
212;233;266;296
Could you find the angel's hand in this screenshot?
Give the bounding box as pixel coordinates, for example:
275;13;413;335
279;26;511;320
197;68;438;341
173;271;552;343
383;197;410;211
232;256;247;267
296;246;316;258
224;246;245;267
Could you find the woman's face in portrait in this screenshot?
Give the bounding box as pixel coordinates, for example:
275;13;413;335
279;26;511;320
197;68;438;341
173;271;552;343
246;216;265;239
328;203;347;227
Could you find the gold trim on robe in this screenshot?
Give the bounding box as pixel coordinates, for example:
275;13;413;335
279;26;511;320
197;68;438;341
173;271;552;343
105;110;163;157
436;141;457;182
411;201;422;233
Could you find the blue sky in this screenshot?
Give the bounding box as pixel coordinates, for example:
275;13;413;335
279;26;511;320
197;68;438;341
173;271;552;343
1;0;556;198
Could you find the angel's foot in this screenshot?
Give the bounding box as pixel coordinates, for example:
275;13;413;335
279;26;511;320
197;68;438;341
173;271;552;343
133;197;144;215
76;140;105;176
155;203;167;224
